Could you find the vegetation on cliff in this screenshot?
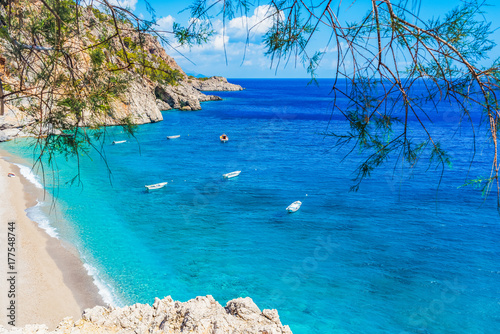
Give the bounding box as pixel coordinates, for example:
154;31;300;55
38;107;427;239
0;0;211;169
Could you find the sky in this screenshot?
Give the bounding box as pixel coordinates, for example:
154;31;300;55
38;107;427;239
109;0;500;79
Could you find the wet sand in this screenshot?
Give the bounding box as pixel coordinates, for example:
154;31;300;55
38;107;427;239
0;151;104;329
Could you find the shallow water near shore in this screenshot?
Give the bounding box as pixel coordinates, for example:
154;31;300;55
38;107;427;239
3;79;500;333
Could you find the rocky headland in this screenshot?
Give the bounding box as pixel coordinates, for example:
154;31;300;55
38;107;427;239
0;74;242;142
0;296;292;334
189;76;244;92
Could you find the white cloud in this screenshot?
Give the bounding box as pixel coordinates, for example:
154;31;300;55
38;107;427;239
174;19;228;54
156;15;175;33
227;5;277;42
166;5;280;59
174;6;277;55
177;30;229;54
108;0;138;11
211;33;229;51
164;5;317;78
320;46;338;54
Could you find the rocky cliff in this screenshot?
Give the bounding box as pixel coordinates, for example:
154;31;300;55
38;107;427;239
0;2;243;142
0;73;243;141
0;296;292;334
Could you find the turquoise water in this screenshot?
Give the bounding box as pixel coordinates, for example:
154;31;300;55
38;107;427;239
2;79;500;333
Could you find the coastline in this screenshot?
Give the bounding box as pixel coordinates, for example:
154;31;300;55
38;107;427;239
0;149;104;329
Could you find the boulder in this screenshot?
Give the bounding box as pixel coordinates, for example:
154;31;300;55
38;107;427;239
0;130;9;142
0;128;29;141
225;297;262;321
0;296;292;334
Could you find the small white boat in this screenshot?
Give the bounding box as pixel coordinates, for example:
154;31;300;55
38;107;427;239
167;135;180;139
113;140;126;144
220;134;228;143
145;182;168;190
223;171;241;179
286;201;302;213
7;173;15;177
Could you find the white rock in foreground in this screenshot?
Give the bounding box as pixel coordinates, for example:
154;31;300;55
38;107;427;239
0;296;293;334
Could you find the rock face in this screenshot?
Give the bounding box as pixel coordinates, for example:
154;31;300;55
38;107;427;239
0;296;293;334
0;75;242;141
0;105;33;142
155;81;223;111
105;78;164;125
0;4;244;141
153;77;242;112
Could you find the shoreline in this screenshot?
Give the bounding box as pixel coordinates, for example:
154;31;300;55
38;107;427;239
0;149;104;329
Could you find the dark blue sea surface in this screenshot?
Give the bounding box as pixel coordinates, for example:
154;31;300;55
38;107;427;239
3;79;500;333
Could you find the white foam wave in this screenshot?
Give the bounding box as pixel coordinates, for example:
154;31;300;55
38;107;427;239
83;262;122;307
13;163;44;189
13;162;121;308
25;201;59;238
25;201;121;307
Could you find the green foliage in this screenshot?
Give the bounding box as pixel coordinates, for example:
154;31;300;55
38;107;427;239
178;0;498;203
91;7;108;22
33;0;76;47
44;132;89;159
115;41;182;86
306;52;323;85
90;49;105;67
173;22;213;47
0;0;155;175
2;82;13;92
460;176;498;199
58;97;85;119
430;142;452;169
263;11;314;63
0;0;214;186
189;75;210;81
120;115;138;135
1;0;499;205
123;36;136;49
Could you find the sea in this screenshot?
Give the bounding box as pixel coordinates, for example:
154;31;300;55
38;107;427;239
2;79;500;333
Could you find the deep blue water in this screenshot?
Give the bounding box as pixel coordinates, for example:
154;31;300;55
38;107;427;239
2;79;500;333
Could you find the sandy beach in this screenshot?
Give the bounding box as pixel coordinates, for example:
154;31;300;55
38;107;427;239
0;150;104;329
